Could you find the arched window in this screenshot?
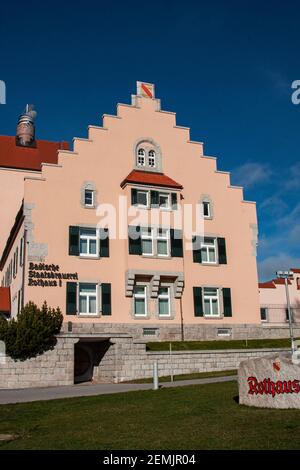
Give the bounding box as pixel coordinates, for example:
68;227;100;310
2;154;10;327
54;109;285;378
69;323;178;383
137;148;145;167
134;139;162;172
148;150;156;168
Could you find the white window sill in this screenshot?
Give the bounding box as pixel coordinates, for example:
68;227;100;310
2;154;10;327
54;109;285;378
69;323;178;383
79;255;100;260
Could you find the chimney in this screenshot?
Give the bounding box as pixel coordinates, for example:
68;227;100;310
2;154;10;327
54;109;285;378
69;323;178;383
16;104;37;147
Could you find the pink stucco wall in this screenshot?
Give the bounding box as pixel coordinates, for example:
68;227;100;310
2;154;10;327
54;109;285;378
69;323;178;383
1;88;261;327
259;274;300;323
0;168;39;256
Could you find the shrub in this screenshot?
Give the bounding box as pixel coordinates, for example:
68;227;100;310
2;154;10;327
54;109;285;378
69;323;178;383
0;301;63;361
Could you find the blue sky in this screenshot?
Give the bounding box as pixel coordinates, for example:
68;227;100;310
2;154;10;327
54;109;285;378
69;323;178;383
0;0;299;280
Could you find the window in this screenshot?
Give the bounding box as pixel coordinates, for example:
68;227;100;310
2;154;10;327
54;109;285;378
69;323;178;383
79;283;97;315
203;287;220;316
137;190;149;207
141;227;154;256
260;308;268;322
203;201;211;218
79;228;98;257
201;238;217;264
84;189;94;207
217;328;232;337
286;308;294;322
158;287;171;316
148;150;156;167
20;237;24;267
137;148;145;166
143;327;158;337
158;192;170;209
141;227;170;257
157;228;169;256
134;286;147;316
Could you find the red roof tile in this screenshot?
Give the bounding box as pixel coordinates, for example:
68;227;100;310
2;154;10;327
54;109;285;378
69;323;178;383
0;287;10;313
291;268;300;273
273;278;292;285
0;136;69;171
121;170;183;189
259;281;276;289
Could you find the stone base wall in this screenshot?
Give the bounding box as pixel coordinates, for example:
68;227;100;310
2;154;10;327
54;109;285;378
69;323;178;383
0;336;77;389
110;337;290;382
64;321;300;342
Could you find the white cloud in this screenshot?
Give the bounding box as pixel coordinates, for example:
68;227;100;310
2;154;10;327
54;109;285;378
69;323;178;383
232;162;272;189
258;254;300;281
284;162;300;190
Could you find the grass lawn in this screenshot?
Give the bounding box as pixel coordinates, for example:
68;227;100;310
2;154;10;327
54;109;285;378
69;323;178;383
0;381;299;450
125;369;237;383
146;338;296;351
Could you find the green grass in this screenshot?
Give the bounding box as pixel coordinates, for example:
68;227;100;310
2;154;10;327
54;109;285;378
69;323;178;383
125;369;237;383
0;381;300;450
146;338;296;351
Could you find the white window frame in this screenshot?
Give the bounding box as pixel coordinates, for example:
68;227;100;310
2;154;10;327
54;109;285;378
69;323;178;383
137;148;146;167
148;149;156;168
136;190;149;208
79;283;98;316
156;228;170;257
203;201;211;218
260;307;268;322
141;227;154;256
79;228;99;258
158;286;171;317
133;285;148;317
84;189;94;207
158;192;170;209
203;287;220;317
141;227;170;257
201;237;217;264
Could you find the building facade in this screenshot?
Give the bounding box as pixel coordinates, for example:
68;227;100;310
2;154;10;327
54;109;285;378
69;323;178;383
259;269;300;324
0;82;261;343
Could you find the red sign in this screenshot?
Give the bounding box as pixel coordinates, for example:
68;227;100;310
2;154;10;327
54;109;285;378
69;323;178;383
248;376;300;397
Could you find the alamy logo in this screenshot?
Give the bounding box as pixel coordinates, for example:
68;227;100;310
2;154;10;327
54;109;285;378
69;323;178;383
291;80;300;105
0;340;6;364
0;80;6;104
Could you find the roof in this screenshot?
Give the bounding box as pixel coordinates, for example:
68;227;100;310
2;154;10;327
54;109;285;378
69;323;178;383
121;170;183;189
0;136;69;171
292;268;300;274
258;281;276;289
0;203;24;271
0;287;10;313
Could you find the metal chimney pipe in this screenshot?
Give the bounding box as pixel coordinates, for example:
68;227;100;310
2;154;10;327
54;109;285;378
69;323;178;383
16;104;37;147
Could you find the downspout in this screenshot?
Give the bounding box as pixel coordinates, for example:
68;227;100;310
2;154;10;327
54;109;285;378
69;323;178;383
21;229;27;310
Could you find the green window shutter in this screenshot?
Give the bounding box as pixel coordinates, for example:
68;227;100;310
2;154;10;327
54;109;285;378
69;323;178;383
102;283;111;315
223;288;232;317
69;226;79;256
66;282;77;315
192;236;202;263
193;287;203;317
100;228;109;257
170;229;183;257
131;189;138;206
128;226;142;255
171;193;178;210
150;190;159;207
217;238;227;264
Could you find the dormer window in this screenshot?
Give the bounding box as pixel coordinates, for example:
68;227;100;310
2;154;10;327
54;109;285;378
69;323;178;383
148;150;156;168
137;148;145;167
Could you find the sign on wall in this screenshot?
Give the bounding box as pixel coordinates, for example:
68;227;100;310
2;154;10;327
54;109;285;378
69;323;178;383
28;263;78;288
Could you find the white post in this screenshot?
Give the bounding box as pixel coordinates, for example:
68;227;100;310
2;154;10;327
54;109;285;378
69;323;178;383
169;342;174;382
284;277;295;353
153;361;159;390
